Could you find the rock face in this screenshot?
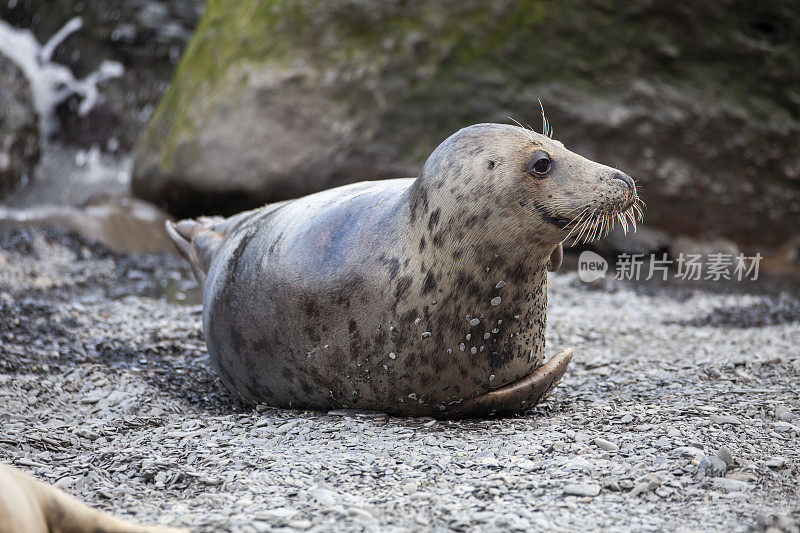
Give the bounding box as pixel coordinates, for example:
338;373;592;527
133;0;800;244
0;53;39;198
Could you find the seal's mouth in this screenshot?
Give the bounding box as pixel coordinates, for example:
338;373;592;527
554;195;645;245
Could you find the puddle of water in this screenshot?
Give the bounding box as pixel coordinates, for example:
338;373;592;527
160;273;202;305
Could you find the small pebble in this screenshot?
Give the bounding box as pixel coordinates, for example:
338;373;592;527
766;457;787;469
563;483;600;497
716;445;734;467
699;456;728;477
713;477;752;493
710;414;742;425
594;438;619;452
629;481;651;498
654;436;671;448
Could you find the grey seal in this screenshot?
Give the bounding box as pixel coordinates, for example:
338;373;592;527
166;123;640;417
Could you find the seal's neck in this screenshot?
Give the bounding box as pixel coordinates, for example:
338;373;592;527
405;178;555;277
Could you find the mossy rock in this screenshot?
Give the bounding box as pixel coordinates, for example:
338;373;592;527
133;0;800;244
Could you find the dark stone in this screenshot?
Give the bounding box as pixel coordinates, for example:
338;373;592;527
0;53;39;198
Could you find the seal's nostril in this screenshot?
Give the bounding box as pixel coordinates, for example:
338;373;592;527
612;172;635;190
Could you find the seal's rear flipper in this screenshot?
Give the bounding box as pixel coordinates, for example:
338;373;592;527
165;218;225;287
444;347;573;418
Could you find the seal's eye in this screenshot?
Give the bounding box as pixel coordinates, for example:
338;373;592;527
525;150;552;177
533;158;551;174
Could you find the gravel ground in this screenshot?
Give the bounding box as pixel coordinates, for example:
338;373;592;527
1;226;798;532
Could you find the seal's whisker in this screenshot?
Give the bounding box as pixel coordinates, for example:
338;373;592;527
572;207;596;245
633;200;645;222
586;221;597;244
583;209;600;244
580;208;599;244
563;203;592;222
632;198;646;221
508;116;535;143
588;213;601;243
565;202;593;217
563;203;591;221
618;212;628;234
563;205;592;241
628;208;638;232
537;98;553;139
563;213;586;242
570;215;588;247
593;215;605;242
563;208;585;230
598;216;606;241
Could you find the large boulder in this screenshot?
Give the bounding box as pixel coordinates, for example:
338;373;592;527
0;53;39;198
133;0;800;245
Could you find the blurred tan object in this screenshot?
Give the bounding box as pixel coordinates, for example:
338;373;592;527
0;196;175;254
0;463;185;533
761;235;800;276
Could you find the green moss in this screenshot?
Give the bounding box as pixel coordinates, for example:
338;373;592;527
143;0;287;172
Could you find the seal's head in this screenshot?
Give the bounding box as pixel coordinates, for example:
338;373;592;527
511;126;641;245
415;123;642;264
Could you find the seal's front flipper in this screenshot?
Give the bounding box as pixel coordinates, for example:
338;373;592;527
547;242;563;272
445;347;573;418
165;218;224;287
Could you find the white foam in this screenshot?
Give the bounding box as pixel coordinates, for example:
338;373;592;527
0;17;124;142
